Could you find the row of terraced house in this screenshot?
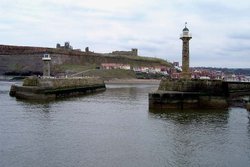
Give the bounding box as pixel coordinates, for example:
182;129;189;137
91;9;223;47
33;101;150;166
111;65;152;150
101;63;169;75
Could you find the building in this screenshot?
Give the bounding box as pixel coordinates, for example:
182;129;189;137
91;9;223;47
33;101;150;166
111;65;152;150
101;63;131;70
56;42;73;50
173;62;179;67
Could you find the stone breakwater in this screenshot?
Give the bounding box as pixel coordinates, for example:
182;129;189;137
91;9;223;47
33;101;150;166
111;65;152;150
10;77;106;101
149;79;250;110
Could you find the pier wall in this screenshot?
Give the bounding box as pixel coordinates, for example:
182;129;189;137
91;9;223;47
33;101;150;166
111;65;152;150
10;77;106;100
23;77;104;88
149;79;250;109
226;81;250;97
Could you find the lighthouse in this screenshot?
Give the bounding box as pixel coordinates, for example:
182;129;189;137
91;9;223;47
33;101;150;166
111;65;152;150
180;22;192;79
42;53;51;77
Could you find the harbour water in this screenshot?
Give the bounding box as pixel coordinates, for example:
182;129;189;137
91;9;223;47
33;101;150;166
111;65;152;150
1;81;250;167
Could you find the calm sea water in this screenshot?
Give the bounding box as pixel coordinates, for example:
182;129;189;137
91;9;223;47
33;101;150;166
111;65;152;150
1;81;250;167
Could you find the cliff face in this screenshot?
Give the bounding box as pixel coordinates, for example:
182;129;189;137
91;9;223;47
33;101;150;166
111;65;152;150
0;44;171;75
0;54;42;74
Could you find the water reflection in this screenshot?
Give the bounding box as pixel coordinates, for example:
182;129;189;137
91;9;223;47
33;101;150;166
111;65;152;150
106;84;156;101
16;99;53;113
149;108;229;125
248;111;250;138
1;81;250;167
149;108;231;166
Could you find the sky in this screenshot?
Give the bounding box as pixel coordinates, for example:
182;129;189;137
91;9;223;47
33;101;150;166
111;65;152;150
0;0;250;68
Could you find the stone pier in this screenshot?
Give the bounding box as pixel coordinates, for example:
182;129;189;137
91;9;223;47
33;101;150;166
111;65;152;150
10;77;106;101
149;79;250;110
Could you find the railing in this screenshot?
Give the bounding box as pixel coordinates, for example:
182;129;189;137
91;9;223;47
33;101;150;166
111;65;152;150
70;69;95;77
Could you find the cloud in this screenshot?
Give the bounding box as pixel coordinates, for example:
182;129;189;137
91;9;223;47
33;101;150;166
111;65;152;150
229;34;250;40
0;0;250;68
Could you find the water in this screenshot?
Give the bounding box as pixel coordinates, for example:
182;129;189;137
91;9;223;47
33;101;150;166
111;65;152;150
0;81;250;167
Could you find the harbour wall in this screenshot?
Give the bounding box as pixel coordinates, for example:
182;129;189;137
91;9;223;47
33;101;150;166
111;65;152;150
10;77;106;101
149;79;250;109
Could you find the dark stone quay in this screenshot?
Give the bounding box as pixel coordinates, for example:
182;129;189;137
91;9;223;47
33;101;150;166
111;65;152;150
149;23;250;110
149;79;250;109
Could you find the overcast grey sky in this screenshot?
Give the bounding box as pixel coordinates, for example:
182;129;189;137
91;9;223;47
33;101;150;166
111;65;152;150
0;0;250;68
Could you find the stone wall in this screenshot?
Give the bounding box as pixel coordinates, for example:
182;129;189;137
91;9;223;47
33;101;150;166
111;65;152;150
111;48;138;56
0;45;48;54
150;79;228;109
158;79;250;97
158;79;227;96
23;77;104;89
227;82;250;97
0;54;44;74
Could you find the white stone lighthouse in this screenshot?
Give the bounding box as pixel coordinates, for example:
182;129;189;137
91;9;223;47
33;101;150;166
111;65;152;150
180;22;192;79
42;53;51;77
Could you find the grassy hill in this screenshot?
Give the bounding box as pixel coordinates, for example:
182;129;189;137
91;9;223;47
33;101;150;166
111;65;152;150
75;69;136;80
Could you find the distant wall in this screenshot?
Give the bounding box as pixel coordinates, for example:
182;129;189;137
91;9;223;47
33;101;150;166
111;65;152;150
0;45;48;54
0;54;44;74
111;48;138;56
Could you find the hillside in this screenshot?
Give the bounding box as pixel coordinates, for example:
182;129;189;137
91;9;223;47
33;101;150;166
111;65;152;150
0;44;172;76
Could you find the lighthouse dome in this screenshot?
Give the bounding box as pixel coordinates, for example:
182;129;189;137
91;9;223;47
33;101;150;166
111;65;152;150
183;27;189;32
